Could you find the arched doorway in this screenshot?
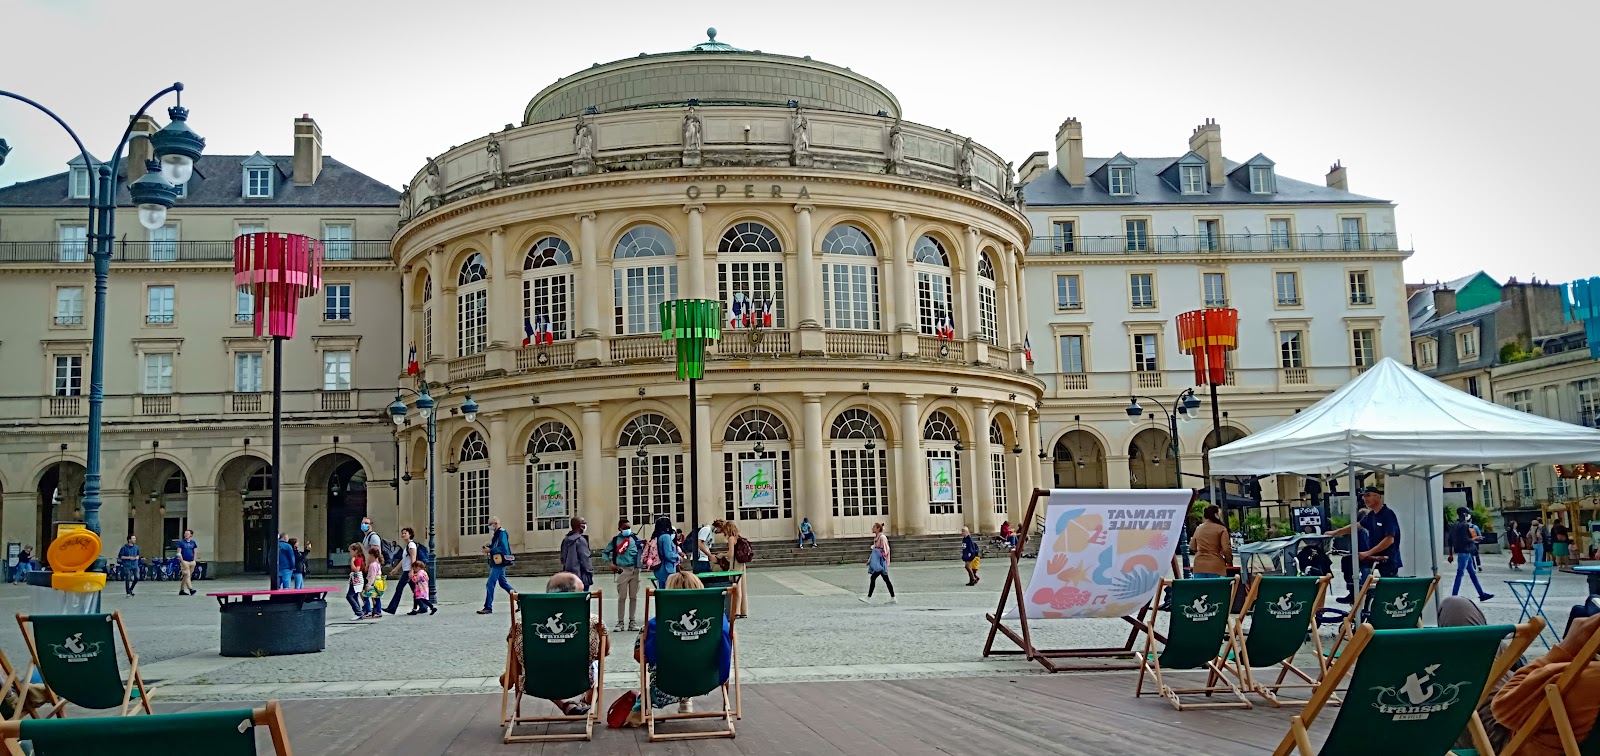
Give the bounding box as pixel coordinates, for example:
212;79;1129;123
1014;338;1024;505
1128;427;1177;489
989;418;1012;527
526;421;577;548
307;453;366;570
829;408;888;536
617;414;685;528
35;460;85;554
923;410;964;533
722;409;792;541
1053;430;1106;489
126;459;186;559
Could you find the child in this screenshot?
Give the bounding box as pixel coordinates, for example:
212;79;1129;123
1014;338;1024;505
408;559;436;615
348;543;367;620
961;527;980;586
363;544;385;619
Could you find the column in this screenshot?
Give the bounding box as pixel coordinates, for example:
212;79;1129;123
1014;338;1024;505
973;401;995;533
578;214;600;336
963;226;982;341
489;415;521;550
802;394;827;536
685;205;706;299
899;395;927;535
696;397;715;526
187;486;218;563
488;228;514;348
580;404;606;532
794;205;818;327
1019;411;1037;501
1000;279;1019;352
1012;246;1029;351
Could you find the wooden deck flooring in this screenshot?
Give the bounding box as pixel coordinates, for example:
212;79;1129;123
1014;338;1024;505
161;671;1332;755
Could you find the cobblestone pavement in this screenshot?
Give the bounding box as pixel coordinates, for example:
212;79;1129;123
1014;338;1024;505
1;556;1579;702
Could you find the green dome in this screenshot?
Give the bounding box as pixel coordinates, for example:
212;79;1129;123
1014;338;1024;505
692;28;741;52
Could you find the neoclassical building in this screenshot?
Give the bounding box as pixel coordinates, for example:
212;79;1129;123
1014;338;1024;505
393;31;1044;557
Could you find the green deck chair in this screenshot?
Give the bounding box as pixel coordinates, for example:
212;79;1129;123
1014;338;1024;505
17;611;152;716
1325;574;1439;668
500;590;604;743
642;586;741;741
1272;619;1543;756
1219;575;1331;707
1136;577;1250;710
0;700;291;755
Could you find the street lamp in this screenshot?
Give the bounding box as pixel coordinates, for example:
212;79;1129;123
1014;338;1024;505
1125;387;1202;575
389;382;473;593
1;84;202;545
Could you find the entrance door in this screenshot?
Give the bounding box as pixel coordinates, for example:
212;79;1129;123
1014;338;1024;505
829;445;889;537
242;498;270;572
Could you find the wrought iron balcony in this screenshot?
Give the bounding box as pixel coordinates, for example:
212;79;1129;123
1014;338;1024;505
1027;231;1403;256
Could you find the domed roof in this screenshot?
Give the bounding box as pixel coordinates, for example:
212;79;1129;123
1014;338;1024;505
691;27;741;52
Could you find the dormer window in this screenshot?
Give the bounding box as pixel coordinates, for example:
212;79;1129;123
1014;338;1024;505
1249;165;1275;194
1181;164;1205;195
246;167;271;198
1109;167;1133;195
69;167;91;199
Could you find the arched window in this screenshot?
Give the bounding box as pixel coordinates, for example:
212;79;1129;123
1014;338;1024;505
831;408;886;440
829;408;888;528
923;411;959;442
977;251;998;345
613;226;678;335
458;430;489;535
821;224;880;331
617;413;684;524
523;237;574;344
717;222;784;329
923;410;963;517
525;421;578;531
989;419;1009;519
723;409;792;522
913;236;955;337
457;253;489;357
421;274;434;358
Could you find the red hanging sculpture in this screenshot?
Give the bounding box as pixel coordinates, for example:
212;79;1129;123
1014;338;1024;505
233;232;322;339
1177;307;1239;386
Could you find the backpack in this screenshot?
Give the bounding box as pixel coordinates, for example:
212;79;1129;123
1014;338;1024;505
613;534;642;568
412;541;430;566
734;536;754;565
381;539;402;565
641;536;662;570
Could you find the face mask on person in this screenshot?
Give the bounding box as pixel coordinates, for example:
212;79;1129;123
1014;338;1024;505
620;528;632;536
360;523;369;532
581;524;589;534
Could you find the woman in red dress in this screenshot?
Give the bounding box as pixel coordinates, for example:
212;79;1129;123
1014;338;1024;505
1507;520;1527;570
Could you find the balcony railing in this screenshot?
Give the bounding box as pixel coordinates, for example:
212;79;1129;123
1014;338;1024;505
516;342;576;372
0;240;392;263
1061;373;1089;391
47;396;81;417
987;346;1012;370
140;395;173;415
824;331;889;358
1282;367;1310;385
448;354;487;382
1549;487;1575;504
230;393;264;413
1135;371;1165;389
319;390;353;411
147;314;175;325
918;336;960;362
53;315;83;326
716;330;794;358
1027;231;1403;256
610;334;674;363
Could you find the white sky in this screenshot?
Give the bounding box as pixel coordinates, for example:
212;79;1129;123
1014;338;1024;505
2;0;1593;283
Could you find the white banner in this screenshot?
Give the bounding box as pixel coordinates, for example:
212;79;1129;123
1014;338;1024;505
535;470;569;519
929;457;955;503
739;459;777;508
1004;489;1189;619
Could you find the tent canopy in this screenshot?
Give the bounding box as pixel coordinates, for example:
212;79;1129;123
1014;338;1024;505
1208;357;1600;476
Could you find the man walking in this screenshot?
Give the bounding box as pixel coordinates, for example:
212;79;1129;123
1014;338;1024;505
275;533;296;590
561;517;593;590
478;516;514;614
604;518;643;631
360;516;382;556
384;527;420;614
176;529;199;596
1448;507;1494;602
118;535;140;596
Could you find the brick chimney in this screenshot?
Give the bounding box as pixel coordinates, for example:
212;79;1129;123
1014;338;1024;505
293;114;323;185
1434;286;1458;317
126;114;159;175
1018;151;1049;185
1188;119;1224;186
1326;160;1349;191
1055;118;1084;186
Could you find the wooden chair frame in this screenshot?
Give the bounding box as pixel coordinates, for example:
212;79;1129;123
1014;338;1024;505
1499;610;1600;756
16;610;152;716
0;648;42;721
0;700;291;755
641;587;741;742
1135;578;1252;711
499;589;605;743
1218;574;1331;707
1323;572;1439;672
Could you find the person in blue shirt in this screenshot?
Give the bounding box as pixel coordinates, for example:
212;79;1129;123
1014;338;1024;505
117;535;140;596
650;516;681;588
275;533;296;590
797;517;817;548
1328;487;1403;603
960;527;981;586
477;516;514;614
175;529;199;596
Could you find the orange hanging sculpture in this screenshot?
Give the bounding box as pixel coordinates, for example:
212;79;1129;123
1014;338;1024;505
1177;307;1238;386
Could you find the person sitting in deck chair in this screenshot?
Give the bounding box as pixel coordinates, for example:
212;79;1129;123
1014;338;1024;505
533;572;607;716
632;571;733;715
1492;612;1600;754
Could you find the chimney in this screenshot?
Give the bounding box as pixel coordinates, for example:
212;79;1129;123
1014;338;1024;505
1188;119;1223;186
1018;151;1049;185
1054;118;1084;186
1434;287;1458;317
1326;160;1349;191
293;114;323;185
126;114;159;176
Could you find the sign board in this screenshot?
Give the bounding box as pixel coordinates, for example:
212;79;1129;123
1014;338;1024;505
534;470;569;519
739;459;777;508
1291;505;1326;534
1004;489;1188;620
929;458;956;503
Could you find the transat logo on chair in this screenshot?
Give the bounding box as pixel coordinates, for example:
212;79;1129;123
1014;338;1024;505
1381;594;1416;619
1266;592;1306;620
534;613;580;643
50;632;103;663
667;609;711;640
1181;595;1220;622
1372;664;1468;720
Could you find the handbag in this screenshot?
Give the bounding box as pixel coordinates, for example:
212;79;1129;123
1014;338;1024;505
607;690;639;728
492;553;505;566
373;576;387;593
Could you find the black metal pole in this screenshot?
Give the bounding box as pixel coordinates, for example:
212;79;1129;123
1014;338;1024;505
688;377;700;561
1206;382;1228;537
1171;411;1191;576
270;335;283;588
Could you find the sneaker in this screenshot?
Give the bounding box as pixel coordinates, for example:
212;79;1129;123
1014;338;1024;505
352;615;365;621
1335;595;1354;605
477;608;493;615
406;610;420;616
614;622;625;632
889;597;898;604
677;700;693;713
1479;593;1495;602
430;606;437;615
567;702;591;715
858;596;871;604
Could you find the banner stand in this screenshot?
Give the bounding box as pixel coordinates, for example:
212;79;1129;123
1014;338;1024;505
981;488;1165;672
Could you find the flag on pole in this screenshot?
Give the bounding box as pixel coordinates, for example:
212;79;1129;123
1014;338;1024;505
728;293;744;329
761;298;774;328
538;314;555;345
1023;333;1034;362
937;312;955;340
742;292;754;327
406;343;419;375
522;316;534;348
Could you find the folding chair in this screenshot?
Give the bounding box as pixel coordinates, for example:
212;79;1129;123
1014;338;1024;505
1135;577;1250;710
0;700;292;755
500;590;604;743
1498;606;1600;756
0;649;43;720
1324;574;1438;669
1273;619;1544;756
641;586;740;741
1219;575;1331;707
1506;561;1557;648
17;611;153;716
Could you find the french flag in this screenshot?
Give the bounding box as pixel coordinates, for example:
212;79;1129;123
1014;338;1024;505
406;343;419;376
522;317;535;348
537;315;555;345
727;294;744;329
937;312;955;340
1023;334;1033;362
761;298;774;328
742;293;754;327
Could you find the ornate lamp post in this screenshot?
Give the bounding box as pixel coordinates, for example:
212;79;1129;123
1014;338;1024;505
660;299;723;550
389;385;476;598
1126;388;1202;574
0;84;203;545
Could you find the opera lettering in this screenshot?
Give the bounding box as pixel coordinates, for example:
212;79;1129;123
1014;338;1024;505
685;184;810;200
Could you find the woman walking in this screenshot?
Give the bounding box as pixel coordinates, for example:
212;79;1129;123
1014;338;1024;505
1190;504;1233;578
650;517;681;588
859;522;897;604
719;521;750;619
1507;520;1526;571
363;544;386;619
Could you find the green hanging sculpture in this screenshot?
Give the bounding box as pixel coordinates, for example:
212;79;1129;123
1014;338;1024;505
660;298;723;380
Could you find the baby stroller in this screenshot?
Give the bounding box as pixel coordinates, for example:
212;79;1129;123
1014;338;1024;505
1236;534;1334;613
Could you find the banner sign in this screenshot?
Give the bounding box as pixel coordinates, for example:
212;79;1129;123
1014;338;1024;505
535;470;569;519
739;459;777;508
1005;489;1188;620
929;458;956;503
1291;505;1325;534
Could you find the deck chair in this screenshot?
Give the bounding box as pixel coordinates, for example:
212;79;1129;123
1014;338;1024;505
0;649;43;720
642;586;741;741
1324;574;1438;667
1507;561;1557;648
1272;619;1543;756
1220;575;1332;707
1498;606;1600;756
500;590;604;743
0;700;291;755
17;611;152;716
1135;577;1250;710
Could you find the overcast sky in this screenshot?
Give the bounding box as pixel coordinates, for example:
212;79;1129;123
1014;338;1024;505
2;0;1592;284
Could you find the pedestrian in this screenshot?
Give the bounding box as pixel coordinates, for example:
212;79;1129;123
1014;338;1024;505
1190;504;1233;578
347;543;367;620
1449;507;1494;602
797;517;817;548
604;517;643;632
692;519;722;574
648;516;681;588
1551;515;1572;567
288;538;308;588
858;522;897;604
363;544;385;619
274;533;295;590
561;517;594;590
478;515;514;615
360;516;382;555
118;535;140;596
408;558;436;615
1327;486;1401;583
12;545;34;584
960;527;980;586
384;528;421;614
175;529;198;596
1530;519;1547;565
1507;521;1526;571
1468;518;1485;570
719;521;750;618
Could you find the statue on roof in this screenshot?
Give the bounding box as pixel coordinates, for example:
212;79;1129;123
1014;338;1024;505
1001;160;1015;198
398;183;410;222
486;136;504;183
886;119;905;175
574;114;594;161
957;137;975;188
423;157;441;208
683;106;703;152
790;107;811;167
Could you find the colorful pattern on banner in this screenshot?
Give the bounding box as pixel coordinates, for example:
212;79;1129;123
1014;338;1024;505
929;458;956;503
1004;489;1188;619
739;459;777;508
535;470;569;519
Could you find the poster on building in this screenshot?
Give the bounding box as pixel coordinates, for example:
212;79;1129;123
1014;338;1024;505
739;459;777;508
929;458;955;503
1004;489;1189;620
535;470;569;519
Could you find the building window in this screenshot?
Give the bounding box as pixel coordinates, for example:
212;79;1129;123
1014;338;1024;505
237;222;266;237
235;351;263;393
236;290;254;323
324;283;352;322
1577;379;1600;428
1055;274;1082;310
977;252;998;345
1197;219;1220;251
1125;219;1148;252
1181;164;1205;194
54;287;84;326
717;222;786;329
146;285;175;324
53;355;83;396
69;167;91;200
1416;340;1437;367
59;224;87;263
1129;273;1155;309
821;225;880;331
458;432;490;537
1059;334;1085;373
524;237;574;343
457;253;489;355
526;421;578;531
1050;220;1075;252
1341;217;1363;250
829;409;888;521
1109;167;1133;195
613;225;678;335
1270;218;1292;250
721;410;793;522
245;167;272;198
1466;376;1482;398
617;413;685;525
989;421;1009;518
1507;389;1533;413
143;353;174;394
1348;270;1372;305
1279;330;1304;368
1249;165;1275;194
1458;329;1480;361
422;275;433;356
1351;329;1376;368
1132;334;1159;372
322;350;352;391
913;236;955;337
151;223;178;262
323;223;353;261
923;411;964;516
1275;271;1301;306
1203;272;1227;307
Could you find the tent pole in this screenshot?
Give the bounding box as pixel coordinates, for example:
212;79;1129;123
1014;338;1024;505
1423;467;1441;616
1348;463;1359;572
